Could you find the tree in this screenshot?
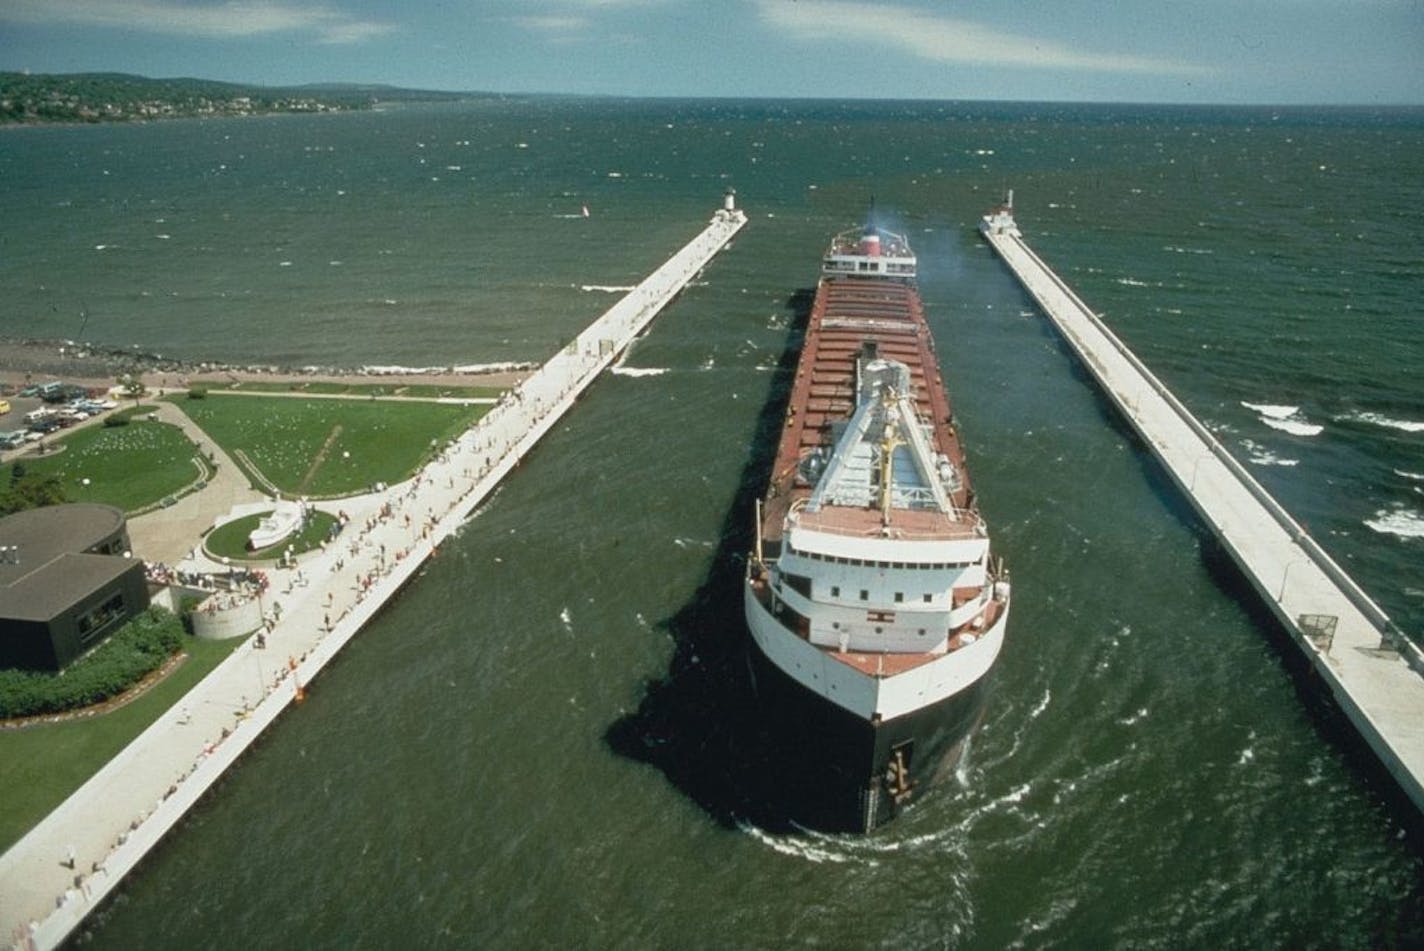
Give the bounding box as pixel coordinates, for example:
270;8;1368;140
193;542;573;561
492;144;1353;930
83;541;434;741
117;373;147;408
0;471;67;515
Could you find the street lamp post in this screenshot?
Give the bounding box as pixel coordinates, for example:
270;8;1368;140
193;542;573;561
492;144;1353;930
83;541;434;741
1278;560;1305;602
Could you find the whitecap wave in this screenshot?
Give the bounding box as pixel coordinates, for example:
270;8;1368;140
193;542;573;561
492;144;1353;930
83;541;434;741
1115;277;1151;287
1241;402;1298;419
737;822;856;864
1163;245;1214;255
1027;688;1051;721
1339;412;1424;434
1242;402;1321;436
1118;706;1149;726
451;362;534;374
1261;417;1323;437
360;362;532;376
1365;507;1424;539
579;284;636;293
1394;470;1424;482
610;366;668;378
1240;438;1299;467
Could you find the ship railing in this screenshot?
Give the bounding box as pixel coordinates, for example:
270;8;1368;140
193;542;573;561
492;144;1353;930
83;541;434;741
790;516;985;543
817;485;946;512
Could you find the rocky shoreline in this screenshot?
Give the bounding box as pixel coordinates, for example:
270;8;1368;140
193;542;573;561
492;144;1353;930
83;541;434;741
0;337;533;391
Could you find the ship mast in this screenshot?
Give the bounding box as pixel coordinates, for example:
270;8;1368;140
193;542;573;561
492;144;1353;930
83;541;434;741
877;388;905;526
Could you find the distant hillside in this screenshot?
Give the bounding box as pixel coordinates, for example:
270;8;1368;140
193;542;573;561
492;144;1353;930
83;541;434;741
0;72;481;125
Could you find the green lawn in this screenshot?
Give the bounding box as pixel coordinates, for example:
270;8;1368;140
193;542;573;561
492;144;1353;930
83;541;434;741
201;381;503;399
1;417;201;514
170;395;486;497
205;509;340;561
0;635;244;853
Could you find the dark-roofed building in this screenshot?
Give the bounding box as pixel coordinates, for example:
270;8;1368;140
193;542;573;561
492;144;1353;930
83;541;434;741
0;504;149;671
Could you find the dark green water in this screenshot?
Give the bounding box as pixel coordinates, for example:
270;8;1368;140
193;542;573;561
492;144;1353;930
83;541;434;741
3;100;1422;947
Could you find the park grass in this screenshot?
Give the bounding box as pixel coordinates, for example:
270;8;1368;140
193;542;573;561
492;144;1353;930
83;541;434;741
0;417;201;514
169;395;486;497
205;509;340;561
395;383;504;400
0;635;244;853
202;381;502;399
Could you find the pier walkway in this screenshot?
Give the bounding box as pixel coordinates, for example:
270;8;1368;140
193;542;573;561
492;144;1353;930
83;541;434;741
979;206;1424;818
1;203;747;950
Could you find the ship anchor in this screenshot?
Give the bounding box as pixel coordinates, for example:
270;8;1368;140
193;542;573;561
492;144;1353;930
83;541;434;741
885;748;914;803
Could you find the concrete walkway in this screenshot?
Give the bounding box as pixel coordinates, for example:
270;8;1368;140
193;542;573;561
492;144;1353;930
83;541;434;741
124;403;267;566
981;211;1424;819
1;204;746;950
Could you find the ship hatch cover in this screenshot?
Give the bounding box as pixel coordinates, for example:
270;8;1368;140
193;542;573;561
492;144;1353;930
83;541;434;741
806;358;953;516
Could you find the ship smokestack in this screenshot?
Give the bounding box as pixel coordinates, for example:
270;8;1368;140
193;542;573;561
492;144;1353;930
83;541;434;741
860;231;881;257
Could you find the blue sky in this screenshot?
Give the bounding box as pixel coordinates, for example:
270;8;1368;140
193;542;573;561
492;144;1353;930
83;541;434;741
2;0;1420;105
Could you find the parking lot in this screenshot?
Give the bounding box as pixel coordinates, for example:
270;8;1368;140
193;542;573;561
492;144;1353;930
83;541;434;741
0;381;120;456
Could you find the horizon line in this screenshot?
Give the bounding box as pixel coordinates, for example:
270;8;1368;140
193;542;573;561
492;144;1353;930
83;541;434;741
3;70;1422;111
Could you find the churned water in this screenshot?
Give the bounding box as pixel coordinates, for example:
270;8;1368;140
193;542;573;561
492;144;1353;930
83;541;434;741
2;99;1421;947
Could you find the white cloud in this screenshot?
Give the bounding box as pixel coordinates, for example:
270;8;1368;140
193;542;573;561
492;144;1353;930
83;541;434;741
2;0;393;44
513;15;592;33
755;0;1207;75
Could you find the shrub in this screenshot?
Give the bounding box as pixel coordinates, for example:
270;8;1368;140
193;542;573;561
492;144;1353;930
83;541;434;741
188;387;207;400
102;414;130;427
0;607;186;718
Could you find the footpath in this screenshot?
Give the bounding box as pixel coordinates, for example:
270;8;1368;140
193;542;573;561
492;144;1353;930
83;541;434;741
1;203;747;950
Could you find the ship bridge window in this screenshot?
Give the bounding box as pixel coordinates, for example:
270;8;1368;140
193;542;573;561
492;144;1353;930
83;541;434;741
859;589;869;601
784;574;812;598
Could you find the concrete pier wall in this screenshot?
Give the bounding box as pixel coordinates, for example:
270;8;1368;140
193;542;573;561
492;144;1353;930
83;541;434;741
979;213;1424;820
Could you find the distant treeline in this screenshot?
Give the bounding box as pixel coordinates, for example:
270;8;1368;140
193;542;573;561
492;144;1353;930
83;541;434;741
0;72;480;125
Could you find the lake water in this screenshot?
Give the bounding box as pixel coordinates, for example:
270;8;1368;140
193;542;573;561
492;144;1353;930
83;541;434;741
3;98;1422;947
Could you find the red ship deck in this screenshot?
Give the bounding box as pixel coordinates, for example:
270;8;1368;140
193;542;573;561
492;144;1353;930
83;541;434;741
761;276;975;543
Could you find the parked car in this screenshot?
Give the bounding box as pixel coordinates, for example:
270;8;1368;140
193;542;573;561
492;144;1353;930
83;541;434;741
0;430;27;449
42;384;88;404
27;416;63;434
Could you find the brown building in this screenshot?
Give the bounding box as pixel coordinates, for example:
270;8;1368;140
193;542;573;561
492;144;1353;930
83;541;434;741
0;504;149;671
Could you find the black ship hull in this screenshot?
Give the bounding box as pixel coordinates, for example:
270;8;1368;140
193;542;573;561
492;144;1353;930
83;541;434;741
745;641;988;833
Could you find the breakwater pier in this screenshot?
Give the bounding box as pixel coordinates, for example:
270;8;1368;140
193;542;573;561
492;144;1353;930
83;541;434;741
1;200;747;949
979;197;1424;819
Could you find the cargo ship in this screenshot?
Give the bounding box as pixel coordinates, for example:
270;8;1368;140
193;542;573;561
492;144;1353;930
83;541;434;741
744;217;1010;832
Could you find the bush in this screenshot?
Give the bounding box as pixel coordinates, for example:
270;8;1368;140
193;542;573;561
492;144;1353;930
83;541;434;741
102;414;130;427
188;387;207;400
0;607;186;718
